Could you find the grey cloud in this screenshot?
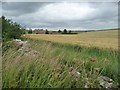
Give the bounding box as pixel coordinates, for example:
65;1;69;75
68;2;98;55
2;2;118;30
2;0;120;2
2;2;50;16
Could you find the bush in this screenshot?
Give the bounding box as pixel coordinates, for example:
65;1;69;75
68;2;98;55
2;16;25;41
28;30;32;34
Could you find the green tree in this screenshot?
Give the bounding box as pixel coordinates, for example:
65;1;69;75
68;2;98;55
45;29;49;34
69;30;71;33
2;16;25;41
63;29;67;34
28;29;32;34
58;30;62;33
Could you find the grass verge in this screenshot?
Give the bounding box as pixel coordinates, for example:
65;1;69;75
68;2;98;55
2;38;118;88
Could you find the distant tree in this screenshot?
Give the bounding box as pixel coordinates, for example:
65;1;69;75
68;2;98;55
22;28;26;34
45;29;49;34
28;29;32;34
63;29;67;34
69;30;71;33
58;30;62;33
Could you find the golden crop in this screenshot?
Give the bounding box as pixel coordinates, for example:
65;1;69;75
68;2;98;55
23;30;118;49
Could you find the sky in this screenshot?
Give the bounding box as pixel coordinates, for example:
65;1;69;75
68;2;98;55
2;1;118;30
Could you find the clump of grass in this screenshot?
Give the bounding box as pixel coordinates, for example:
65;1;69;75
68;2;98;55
2;39;118;88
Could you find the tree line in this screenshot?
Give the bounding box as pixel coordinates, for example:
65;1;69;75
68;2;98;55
1;16;77;41
44;29;72;34
27;29;72;34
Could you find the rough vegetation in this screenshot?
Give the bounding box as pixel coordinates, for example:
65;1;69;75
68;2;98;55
2;39;118;88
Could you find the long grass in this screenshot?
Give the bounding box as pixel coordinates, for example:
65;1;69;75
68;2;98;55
2;39;118;88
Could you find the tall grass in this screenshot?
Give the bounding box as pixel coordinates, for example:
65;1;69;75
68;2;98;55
2;39;118;88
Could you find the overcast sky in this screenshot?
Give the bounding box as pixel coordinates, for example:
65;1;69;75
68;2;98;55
2;2;118;30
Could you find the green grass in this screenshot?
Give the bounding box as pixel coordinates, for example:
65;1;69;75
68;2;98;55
2;39;118;88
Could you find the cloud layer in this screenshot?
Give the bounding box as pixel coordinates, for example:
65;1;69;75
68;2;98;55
2;2;118;30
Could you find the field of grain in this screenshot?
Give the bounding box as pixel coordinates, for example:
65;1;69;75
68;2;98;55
24;30;118;49
2;29;119;88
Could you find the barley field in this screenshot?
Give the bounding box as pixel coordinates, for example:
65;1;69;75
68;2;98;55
24;30;118;49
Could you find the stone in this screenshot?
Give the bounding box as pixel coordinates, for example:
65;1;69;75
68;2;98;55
97;76;113;88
